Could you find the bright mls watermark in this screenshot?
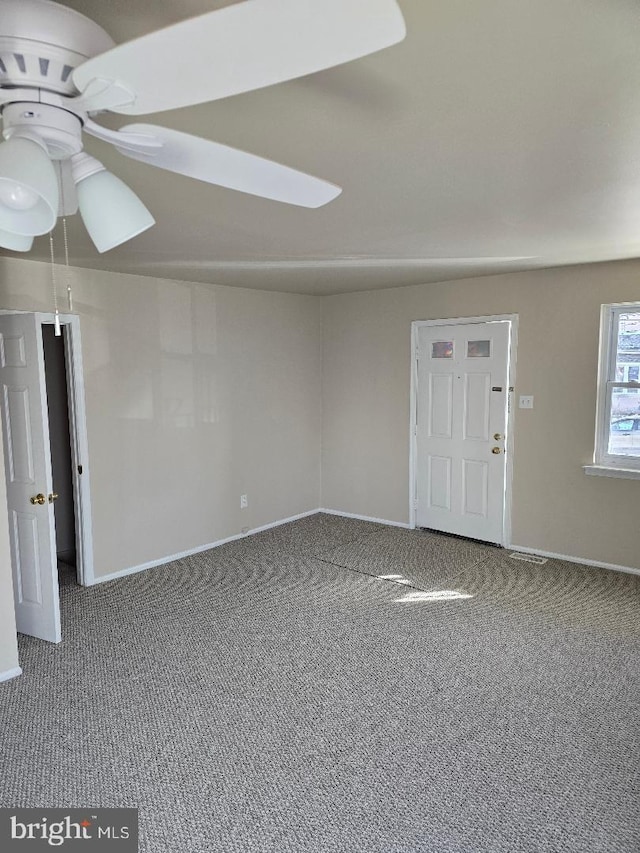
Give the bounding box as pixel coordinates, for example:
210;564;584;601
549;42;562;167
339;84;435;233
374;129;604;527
0;809;138;850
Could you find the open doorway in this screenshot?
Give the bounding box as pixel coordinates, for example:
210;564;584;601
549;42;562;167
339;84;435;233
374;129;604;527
42;323;78;587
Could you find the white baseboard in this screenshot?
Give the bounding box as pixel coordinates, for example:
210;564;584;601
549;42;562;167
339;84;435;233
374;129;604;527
90;509;321;585
0;666;22;683
508;543;640;578
320;508;410;529
89;510;639;586
248;509;319;535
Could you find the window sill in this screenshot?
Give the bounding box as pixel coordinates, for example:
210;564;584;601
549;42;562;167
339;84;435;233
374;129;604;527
583;464;640;480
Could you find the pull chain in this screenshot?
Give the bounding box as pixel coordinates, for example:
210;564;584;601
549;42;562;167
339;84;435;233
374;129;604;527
59;163;73;313
48;232;61;337
62;216;73;312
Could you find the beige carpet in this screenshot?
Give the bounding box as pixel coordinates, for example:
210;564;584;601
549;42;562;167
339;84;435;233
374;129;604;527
1;514;639;852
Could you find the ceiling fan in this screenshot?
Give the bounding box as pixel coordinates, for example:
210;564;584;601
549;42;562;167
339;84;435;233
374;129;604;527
0;0;406;253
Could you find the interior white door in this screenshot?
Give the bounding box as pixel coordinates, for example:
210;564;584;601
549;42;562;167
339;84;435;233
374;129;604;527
416;321;511;544
0;313;61;643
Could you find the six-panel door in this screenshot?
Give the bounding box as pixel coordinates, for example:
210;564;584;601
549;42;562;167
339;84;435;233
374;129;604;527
416;321;510;544
0;313;61;643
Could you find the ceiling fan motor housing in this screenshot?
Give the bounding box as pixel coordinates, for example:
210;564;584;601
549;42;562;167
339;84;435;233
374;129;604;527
2;102;83;159
0;0;114;96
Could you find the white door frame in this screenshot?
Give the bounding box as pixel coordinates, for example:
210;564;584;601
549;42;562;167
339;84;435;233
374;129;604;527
409;314;519;546
0;310;94;586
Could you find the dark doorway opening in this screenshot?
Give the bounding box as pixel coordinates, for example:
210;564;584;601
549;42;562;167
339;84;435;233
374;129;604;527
42;324;77;579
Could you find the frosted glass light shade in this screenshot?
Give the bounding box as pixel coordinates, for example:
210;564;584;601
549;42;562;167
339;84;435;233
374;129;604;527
0;136;59;236
0;228;34;251
76;169;155;253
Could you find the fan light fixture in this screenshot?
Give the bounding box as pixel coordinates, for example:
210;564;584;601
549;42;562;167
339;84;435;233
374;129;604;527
0;228;34;252
0;135;59;236
71;153;155;254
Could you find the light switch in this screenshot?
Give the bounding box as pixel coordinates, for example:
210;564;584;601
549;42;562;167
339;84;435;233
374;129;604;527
519;395;534;409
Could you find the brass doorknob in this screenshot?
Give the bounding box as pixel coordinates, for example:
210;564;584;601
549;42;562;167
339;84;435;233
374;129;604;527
48;493;59;503
491;447;502;454
30;493;46;505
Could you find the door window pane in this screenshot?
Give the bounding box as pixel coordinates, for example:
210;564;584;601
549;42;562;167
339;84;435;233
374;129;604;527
467;340;491;358
432;341;453;359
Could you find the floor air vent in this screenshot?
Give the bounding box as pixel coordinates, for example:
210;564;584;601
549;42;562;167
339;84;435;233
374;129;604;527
509;552;548;565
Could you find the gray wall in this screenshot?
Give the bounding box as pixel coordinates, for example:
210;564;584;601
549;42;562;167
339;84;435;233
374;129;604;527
0;258;322;580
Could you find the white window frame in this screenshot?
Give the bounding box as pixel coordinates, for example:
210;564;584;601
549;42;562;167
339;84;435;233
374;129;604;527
589;302;640;477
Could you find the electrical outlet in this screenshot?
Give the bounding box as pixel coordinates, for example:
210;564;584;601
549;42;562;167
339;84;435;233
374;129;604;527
240;494;248;509
519;395;534;409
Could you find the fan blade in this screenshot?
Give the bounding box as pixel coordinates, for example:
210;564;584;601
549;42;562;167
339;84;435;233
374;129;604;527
72;0;405;115
115;124;342;208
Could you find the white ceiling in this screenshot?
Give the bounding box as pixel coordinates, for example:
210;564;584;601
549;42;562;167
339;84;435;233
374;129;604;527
5;0;640;294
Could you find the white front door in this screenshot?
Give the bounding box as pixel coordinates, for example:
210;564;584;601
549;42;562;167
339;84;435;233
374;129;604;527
415;320;511;544
0;313;61;643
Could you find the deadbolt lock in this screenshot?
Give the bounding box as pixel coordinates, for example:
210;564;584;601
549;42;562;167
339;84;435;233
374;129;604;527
493;433;503;441
30;493;46;505
48;493;59;503
491;447;502;454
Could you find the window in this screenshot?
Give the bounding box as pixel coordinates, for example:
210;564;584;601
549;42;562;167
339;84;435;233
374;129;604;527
591;304;640;473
